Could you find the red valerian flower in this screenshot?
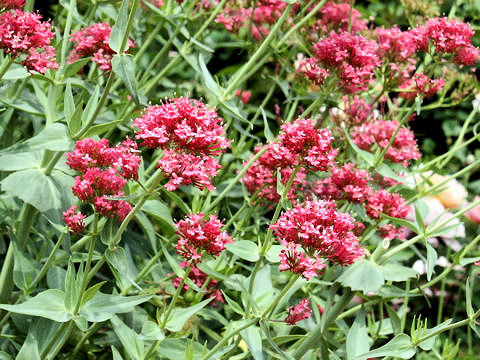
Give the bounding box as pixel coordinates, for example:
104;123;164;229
399;73;445;100
69;23;135;71
172;261;224;306
0;10;58;73
62;205;86;233
314;1;367;34
134;98;230;191
366;189;409;219
351;119;421;167
271;200;364;268
175;213;232;263
0;0;25;9
235;89;251;104
412;17;479;66
330;96;375;126
307;32;380;93
279;242;326;280
285;298;312;325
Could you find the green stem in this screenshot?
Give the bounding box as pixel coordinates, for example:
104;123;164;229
161;265;192;328
223;3;295;98
292;288;353;357
44;321;75;360
73;214;99;315
40;321;70;358
264;275;299;318
119;0;140;55
28;232;67;293
0;56;14;81
200;318;259;360
205;147;268;213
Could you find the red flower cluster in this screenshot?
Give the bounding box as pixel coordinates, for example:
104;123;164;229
69;23;135;71
366;189;409;219
235;89;251;104
134;97;230;191
301;32;380;93
285;298;312;325
279;242;325;280
412;17;479;65
0;0;24;9
174;213;232;263
62;205;86;234
242;119;336;207
315;163;372;202
271;200;364;278
313;1;367;34
351;119;421;166
172;261;224;305
215;0;289;41
0;10;58;73
66;138;140;221
399;73;445;100
330;96;375;126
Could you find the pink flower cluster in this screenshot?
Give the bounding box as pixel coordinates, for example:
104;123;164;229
0;10;58;73
413;17;479;66
312;1;367;34
65;138;140;221
242;118;336;207
172;261;224;305
399;73;446;100
330;96;375;126
351;119;421;166
69;23;134;72
285;298;312;325
301;32;380;93
174;213;232;263
235;89;251;104
215;0;289;41
271;200;364;279
62;205;86;234
0;0;24;9
366;189;409;219
134;97;230;191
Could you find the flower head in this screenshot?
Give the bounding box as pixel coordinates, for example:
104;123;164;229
285;298;312;325
366;189;409;219
0;10;58;73
62;205;86;233
175;213;232;263
0;0;25;9
69;23;134;71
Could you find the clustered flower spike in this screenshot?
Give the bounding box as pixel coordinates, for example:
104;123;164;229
65;138;140;223
412;17;479;66
172;261;224;305
69;23;135;71
0;9;58;73
271;200;364;279
0;0;25;10
351;119;421;167
62;205;86;234
134;97;230;191
313;1;367;34
366;189;410;219
174;213;232;263
242;118;336;207
285;298;312;325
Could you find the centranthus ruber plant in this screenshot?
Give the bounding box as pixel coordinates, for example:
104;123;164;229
1;0;480;359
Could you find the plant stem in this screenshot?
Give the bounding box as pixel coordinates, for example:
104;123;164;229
264;275;300;318
161;265;192;328
200;318;259;360
292;288;353;357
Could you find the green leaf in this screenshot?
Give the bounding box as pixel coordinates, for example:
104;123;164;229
381;214;419;234
156;339;204;360
386;306;401;334
222;291;244;315
0;289;71;322
356;334;416;359
63;57;91;78
426;243;437;281
81;281;106;306
165;298;212;332
139;321;165;341
12;239;37;294
64;259;80;313
225;241;260;262
261;107;274;143
112;346;124;360
240;326;264;360
265;245;283;263
382;263;418;282
112;54;139;104
3;64;30;80
338;260;385;294
0;151;40;171
198;54;220;96
80;293;152;322
460;256;480;266
142;199;175;233
347;309;370;360
81;119;123;138
80;85;100;126
111;315;144;360
1;168;75;212
109;0;129;53
418;319;452;350
466;276;474;318
106;247;141;292
343;127;374;167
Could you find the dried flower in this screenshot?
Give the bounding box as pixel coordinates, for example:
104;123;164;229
62;205;86;233
0;10;58;73
175;213;232;263
285;298;312;325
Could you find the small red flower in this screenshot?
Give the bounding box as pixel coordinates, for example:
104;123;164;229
62;205;86;233
285;298;312;325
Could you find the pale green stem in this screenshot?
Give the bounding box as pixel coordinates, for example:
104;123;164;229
264;275;300;318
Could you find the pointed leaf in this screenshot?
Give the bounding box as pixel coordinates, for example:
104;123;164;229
356;334;416;359
338;260;385;294
165;298;212;332
347;309;369;360
109;0;129;53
